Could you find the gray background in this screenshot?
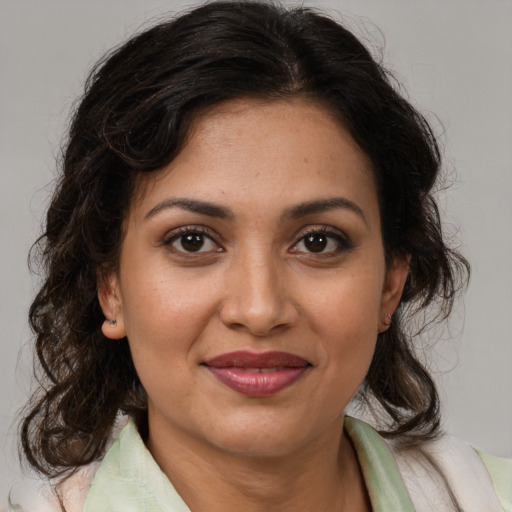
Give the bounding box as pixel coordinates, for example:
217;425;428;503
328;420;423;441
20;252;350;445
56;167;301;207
1;0;511;497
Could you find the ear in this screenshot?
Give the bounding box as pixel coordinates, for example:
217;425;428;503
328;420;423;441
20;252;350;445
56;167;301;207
98;271;127;340
379;255;410;333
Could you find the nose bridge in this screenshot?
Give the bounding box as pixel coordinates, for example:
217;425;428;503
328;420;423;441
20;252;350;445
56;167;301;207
242;249;279;309
220;243;296;336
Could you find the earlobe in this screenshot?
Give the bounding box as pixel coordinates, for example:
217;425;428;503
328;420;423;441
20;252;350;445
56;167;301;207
97;272;127;340
379;256;410;333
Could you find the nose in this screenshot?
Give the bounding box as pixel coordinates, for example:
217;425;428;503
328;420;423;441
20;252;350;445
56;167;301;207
219;252;299;337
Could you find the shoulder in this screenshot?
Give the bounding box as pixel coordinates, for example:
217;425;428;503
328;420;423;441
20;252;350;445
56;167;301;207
474;448;512;511
345;416;510;512
6;464;98;512
6;416;129;512
387;431;512;512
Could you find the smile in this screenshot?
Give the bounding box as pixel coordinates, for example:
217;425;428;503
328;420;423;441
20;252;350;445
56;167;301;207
203;351;310;397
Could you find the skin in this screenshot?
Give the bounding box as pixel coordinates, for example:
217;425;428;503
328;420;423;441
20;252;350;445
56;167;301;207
99;98;409;512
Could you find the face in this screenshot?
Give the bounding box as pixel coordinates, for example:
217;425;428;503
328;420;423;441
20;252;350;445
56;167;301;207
100;98;408;458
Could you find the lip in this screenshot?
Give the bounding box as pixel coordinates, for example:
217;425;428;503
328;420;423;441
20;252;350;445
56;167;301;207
203;351;310;397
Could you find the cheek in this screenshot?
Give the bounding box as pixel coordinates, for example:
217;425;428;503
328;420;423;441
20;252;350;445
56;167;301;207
121;289;207;406
118;266;221;377
305;268;383;386
306;266;383;335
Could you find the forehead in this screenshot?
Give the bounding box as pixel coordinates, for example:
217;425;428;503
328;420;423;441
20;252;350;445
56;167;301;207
131;97;377;220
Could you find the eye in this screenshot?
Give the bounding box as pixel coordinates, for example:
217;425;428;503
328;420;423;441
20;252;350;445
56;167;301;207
291;229;349;255
164;228;221;253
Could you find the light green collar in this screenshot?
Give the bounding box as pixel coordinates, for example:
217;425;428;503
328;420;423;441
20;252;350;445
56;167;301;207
475;448;512;511
85;416;414;512
84;418;190;512
345;417;415;511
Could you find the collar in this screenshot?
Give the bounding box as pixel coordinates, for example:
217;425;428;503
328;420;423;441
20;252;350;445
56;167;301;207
84;416;415;512
344;417;414;511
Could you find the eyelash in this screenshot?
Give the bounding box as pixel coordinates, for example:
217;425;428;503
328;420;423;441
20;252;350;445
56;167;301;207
161;225;351;256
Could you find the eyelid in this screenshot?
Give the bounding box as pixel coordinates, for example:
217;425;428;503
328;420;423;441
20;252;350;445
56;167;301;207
299;225;347;239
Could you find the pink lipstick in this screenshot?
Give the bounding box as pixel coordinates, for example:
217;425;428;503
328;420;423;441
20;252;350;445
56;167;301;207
203;351;310;397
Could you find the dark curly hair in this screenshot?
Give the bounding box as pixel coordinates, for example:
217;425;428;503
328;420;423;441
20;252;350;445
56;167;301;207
21;0;469;479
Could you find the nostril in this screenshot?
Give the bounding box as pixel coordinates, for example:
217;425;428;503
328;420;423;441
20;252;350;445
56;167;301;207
229;322;246;331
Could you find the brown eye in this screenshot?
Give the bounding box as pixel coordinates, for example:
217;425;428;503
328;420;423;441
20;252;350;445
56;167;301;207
292;229;348;255
304;233;328;252
180;233;205;252
168;230;219;253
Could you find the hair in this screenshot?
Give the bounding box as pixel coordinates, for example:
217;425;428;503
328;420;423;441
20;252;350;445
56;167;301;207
21;0;469;480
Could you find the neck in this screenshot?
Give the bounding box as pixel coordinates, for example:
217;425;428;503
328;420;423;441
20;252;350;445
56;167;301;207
146;415;371;512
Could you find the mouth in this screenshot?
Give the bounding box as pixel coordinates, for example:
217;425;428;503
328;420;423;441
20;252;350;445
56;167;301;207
202;351;311;397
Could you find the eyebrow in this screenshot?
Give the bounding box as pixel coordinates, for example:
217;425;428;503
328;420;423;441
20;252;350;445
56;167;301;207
283;197;367;225
145;196;366;225
145;198;234;220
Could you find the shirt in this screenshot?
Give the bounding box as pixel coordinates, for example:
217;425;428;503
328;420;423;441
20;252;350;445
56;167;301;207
8;416;512;512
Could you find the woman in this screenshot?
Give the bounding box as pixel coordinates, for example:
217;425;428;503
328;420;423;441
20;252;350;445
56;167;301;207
11;1;511;511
